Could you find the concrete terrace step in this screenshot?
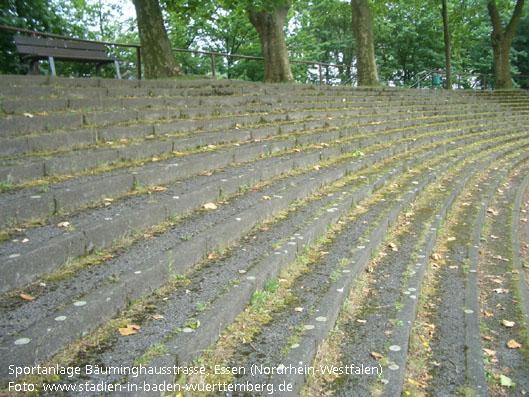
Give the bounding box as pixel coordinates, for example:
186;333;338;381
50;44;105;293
1;108;527;185
0;130;521;382
0;75;528;395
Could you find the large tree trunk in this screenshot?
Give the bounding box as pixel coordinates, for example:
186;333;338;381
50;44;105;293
132;0;181;79
441;0;452;89
351;0;379;86
248;5;294;83
487;0;525;89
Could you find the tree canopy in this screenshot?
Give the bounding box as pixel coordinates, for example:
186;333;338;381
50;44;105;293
0;0;527;88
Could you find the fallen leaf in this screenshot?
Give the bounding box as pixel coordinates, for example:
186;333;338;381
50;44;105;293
118;324;140;336
20;293;36;301
491;278;503;284
500;374;515;387
208;253;217;260
238;269;247;274
23;112;34;118
484;311;494;318
204;203;217;210
57;221;70;228
431;253;442;261
263;196;271;200
313;165;321;170
388;242;398;251
502;319;515;328
295;307;304;312
370;352;383;360
149;186;167;192
22;238;29;243
357;319;367;324
152;314;164;320
487;208;499;216
506;339;521;349
483;348;496;357
447;236;456;242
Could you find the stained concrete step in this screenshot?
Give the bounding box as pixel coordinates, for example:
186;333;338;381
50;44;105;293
0;125;516;383
2;108;525;230
2;106;526;184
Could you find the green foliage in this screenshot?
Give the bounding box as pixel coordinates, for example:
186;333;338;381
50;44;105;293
1;0;526;87
288;0;354;84
512;5;529;88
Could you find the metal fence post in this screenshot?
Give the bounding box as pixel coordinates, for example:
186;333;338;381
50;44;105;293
136;47;142;80
210;53;216;78
318;63;322;85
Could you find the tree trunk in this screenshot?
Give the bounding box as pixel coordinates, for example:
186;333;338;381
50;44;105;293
248;5;294;83
351;0;379;86
441;0;452;89
487;0;525;89
132;0;181;79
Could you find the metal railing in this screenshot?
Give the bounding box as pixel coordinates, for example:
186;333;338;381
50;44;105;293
412;70;529;90
0;25;353;84
172;47;353;85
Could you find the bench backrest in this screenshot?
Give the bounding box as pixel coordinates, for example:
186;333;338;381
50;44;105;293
14;36;111;61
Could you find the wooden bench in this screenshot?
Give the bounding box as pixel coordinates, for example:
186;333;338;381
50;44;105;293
14;36;122;79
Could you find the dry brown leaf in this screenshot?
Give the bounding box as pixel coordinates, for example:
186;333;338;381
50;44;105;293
238;269;247;274
204;203;217;210
370;352;383;360
483;348;496;357
23;112;34;118
152;314;164;320
20;293;36;301
491;278;503;284
484;311;494;318
502;319;515;328
263;196;271;200
483;335;496;342
118;324;140;336
57;221;70;228
431;253;442;261
357;319;367;324
388;243;398;252
506;339;521;349
208;253;217;260
447;236;456;242
294;307;304;312
149;186;167;192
